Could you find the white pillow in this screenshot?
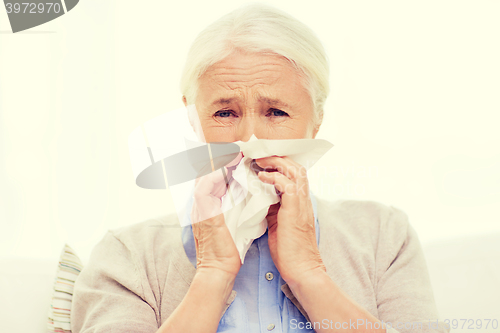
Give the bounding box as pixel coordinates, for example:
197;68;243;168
47;244;84;333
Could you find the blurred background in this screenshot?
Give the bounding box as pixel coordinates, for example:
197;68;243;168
1;0;499;261
0;0;499;327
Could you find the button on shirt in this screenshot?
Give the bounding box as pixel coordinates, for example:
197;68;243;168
182;191;320;333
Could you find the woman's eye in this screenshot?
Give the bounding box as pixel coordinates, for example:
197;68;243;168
214;110;235;118
268;109;289;117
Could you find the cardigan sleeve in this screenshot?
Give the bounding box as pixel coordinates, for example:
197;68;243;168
375;206;450;333
70;231;159;333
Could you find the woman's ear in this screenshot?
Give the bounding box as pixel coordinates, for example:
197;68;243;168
184;96;194;127
312;125;320;139
312;111;323;138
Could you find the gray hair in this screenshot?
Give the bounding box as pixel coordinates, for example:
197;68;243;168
180;3;330;128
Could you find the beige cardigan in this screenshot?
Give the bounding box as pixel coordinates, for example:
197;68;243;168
71;198;449;333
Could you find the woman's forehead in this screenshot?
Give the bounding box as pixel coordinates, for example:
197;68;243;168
197;51;310;106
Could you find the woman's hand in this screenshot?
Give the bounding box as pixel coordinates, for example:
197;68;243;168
255;156;326;287
191;152;243;279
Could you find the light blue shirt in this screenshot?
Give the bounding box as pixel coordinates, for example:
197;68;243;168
182;190;320;333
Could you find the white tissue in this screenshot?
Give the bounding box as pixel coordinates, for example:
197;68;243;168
220;134;333;263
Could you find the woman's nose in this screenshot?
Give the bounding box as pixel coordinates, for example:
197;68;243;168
234;116;260;142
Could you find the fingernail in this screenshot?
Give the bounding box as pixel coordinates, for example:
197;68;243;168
250;160;265;173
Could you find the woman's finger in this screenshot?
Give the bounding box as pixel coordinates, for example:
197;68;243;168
258;171;306;206
195;167;230;198
225;151;244;168
254;156;307;183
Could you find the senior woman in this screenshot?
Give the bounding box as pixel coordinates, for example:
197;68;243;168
71;4;448;333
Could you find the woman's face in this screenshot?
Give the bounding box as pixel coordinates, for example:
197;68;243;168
184;50;319;143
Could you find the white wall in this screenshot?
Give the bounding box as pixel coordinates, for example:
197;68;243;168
0;0;499;264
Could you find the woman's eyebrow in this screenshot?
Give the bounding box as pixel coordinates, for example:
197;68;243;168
258;97;290;109
211;98;236;107
209;97;291;109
